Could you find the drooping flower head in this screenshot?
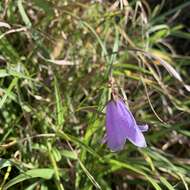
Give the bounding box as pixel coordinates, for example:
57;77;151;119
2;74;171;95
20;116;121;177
104;98;148;151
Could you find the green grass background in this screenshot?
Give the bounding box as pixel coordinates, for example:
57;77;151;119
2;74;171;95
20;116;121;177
0;0;190;189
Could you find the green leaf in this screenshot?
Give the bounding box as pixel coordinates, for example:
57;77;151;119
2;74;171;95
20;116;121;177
54;76;64;129
0;77;18;109
61;150;78;160
0;159;12;170
3;168;54;190
17;0;32;27
32;0;53;14
109;159;162;190
160;177;175;190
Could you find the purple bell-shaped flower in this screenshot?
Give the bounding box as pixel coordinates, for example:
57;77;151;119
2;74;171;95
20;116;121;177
104;99;148;151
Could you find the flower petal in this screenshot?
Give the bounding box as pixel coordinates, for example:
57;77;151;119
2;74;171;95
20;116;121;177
117;100;147;147
106;101;128;151
126;126;147;147
138;124;149;132
105;99;147;151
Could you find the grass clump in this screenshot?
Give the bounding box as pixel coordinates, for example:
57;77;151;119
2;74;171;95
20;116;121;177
0;0;190;189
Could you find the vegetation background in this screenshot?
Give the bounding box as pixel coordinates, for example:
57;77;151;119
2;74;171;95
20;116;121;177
0;0;190;189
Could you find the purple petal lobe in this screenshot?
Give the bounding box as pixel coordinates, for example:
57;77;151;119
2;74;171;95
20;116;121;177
138;124;149;132
105;99;147;151
106;101;127;151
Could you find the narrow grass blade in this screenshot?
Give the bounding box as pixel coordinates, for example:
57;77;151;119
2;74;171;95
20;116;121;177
3;169;54;190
